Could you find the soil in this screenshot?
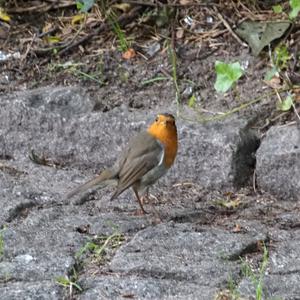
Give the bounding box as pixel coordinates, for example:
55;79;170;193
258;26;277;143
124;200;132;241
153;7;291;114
1;0;298;128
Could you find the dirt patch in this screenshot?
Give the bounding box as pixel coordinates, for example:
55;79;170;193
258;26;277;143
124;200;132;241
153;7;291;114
1;0;299;129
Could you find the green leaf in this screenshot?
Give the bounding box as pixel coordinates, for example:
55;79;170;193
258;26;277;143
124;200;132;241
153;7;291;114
274;44;290;70
264;67;278;81
141;76;168;86
289;0;300;18
188;95;196;107
76;0;94;13
214;61;243;93
273;5;283;13
276;95;293;111
72;282;83;292
56;276;70;286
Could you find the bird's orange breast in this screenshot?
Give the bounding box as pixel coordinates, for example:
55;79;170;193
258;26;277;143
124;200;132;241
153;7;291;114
147;122;178;168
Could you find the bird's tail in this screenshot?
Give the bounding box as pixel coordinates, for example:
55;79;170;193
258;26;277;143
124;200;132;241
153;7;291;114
66;169;116;199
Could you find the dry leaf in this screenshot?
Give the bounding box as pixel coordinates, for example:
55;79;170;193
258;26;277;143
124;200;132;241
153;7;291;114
180;0;192;5
112;3;131;13
42;22;53;33
176;28;184;39
71;14;85;25
257;240;265;252
264;76;282;89
46;36;61;44
293;88;300;102
122;48;136;60
0;8;10;22
232;223;241;233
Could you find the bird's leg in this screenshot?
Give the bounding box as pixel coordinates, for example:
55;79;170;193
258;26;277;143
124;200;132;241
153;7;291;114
146;194;162;222
143;188;162;222
141;188;159;205
133;188;148;215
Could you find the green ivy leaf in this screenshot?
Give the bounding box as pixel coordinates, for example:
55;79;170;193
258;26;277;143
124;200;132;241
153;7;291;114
289;0;300;18
76;0;95;13
214;61;244;93
273;5;283;13
276;95;293;111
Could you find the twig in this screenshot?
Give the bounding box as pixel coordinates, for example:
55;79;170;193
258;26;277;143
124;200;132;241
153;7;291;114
278;121;296;128
215;9;248;48
253;169;257;193
260;111;289;130
292;102;300;122
274;89;283;103
179;89;290;123
37;27;59;38
7;1;75;13
112;0;219;7
34;20;85;56
21;33;36;66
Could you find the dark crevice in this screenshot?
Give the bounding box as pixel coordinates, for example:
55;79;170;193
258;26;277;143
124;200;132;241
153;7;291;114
109;268;197;282
0;154;13;160
169;209;215;224
271;269;300;276
233;127;260;187
227;238;269;261
5;201;37;222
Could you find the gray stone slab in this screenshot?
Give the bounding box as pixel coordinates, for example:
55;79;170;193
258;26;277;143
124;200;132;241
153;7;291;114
256;124;300;201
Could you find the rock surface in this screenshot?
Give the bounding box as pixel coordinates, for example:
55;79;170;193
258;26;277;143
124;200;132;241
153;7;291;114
0;86;259;187
176;118;259;188
0;86;299;300
256;124;300;201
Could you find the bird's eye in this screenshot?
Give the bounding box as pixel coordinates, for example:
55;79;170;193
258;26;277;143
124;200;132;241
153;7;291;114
155;116;159;122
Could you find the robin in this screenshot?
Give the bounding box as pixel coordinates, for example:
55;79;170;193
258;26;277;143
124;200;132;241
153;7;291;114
67;113;178;214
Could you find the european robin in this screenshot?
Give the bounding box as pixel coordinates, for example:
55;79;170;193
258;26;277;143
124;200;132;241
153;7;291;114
67;113;178;214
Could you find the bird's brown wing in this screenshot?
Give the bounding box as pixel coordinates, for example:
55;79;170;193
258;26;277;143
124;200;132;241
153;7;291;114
111;132;164;200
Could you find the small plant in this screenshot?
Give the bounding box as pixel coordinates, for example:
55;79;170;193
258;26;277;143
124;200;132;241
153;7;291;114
264;44;297;113
273;44;291;71
76;0;95;13
240;242;269;300
272;4;283;13
0;226;6;259
49;62;104;85
289;0;300;19
272;0;300;18
56;268;82;297
265;43;291;81
227;275;240;299
108;10;131;52
276;94;294;111
188;94;196;108
214;61;244;93
76;231;124;262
